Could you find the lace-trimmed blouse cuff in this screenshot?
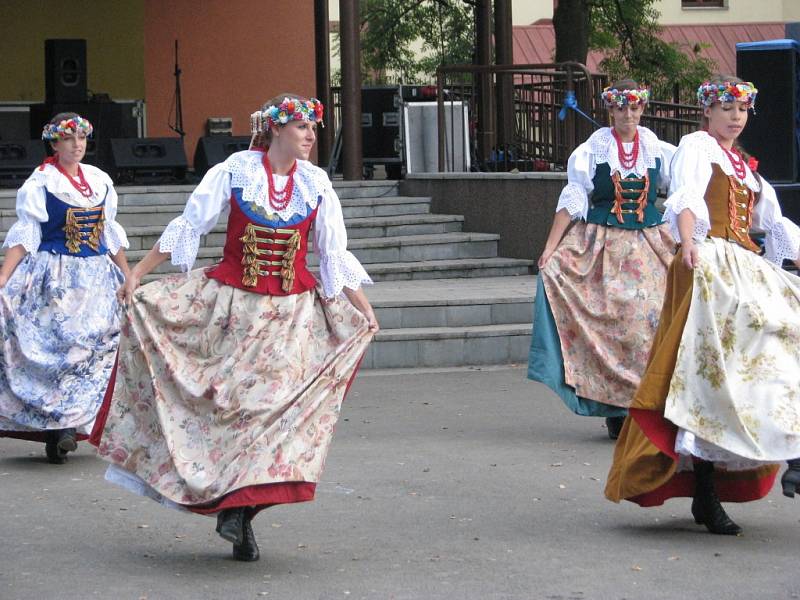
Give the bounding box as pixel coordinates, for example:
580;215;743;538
763;217;800;265
664;190;710;242
158;215;202;272
3;220;41;253
102;220;130;255
556;182;589;220
319;250;373;298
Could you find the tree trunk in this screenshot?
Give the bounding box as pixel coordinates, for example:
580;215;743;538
553;0;590;65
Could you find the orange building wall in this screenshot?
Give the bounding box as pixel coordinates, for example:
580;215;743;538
144;1;317;161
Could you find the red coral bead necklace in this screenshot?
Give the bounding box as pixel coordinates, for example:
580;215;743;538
54;159;94;198
612;128;639;170
263;153;297;211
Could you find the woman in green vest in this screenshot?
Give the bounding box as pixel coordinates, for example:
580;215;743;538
528;79;676;439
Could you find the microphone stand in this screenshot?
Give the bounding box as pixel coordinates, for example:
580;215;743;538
169;39;185;138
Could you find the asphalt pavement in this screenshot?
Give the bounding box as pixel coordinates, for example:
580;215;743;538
1;367;799;600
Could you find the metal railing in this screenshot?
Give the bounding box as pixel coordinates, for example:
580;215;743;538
434;63;701;172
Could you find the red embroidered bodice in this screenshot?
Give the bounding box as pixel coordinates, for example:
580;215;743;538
206;197;319;296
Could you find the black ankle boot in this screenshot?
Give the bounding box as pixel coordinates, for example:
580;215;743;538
691;461;742;535
44;431;67;464
605;417;624;440
57;428;77;454
216;508;245;545
232;513;260;562
781;459;800;498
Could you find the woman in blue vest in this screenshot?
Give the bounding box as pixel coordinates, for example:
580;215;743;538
0;112;129;463
528;80;675;439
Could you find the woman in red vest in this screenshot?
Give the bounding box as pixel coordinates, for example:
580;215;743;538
91;94;378;561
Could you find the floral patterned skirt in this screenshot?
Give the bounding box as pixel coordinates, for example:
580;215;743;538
528;222;674;414
93;269;372;509
0;251;123;438
606;239;793;506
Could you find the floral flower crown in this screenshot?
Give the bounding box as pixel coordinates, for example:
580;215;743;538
600;86;650;108
696;81;757;109
250;97;325;134
41;115;93;141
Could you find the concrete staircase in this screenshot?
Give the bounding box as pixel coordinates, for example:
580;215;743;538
0;180;535;369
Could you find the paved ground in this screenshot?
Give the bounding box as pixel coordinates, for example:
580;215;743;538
1;367;799;600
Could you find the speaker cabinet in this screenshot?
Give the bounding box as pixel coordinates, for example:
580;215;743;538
0;140;47;188
737;40;800;183
45;39;88;104
193;136;252;176
110;137;187;183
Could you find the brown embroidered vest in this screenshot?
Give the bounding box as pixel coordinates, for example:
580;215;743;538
704;164;760;254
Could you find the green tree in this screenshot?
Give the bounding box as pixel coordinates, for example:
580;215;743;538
590;0;714;102
356;0;475;84
554;0;715;102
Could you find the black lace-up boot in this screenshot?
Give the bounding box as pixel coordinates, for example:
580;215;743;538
691;460;742;535
216;507;245;545
781;458;800;498
232;510;260;562
605;416;624;440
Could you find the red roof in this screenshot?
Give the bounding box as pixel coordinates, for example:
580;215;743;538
513;22;786;75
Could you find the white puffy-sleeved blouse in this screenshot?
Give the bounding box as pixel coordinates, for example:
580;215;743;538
3;162;129;255
556;126;677;221
157;150;372;298
664;130;800;266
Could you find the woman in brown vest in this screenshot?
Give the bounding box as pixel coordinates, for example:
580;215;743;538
606;76;800;535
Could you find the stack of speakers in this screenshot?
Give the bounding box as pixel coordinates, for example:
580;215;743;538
0;39;189;186
737;38;800;223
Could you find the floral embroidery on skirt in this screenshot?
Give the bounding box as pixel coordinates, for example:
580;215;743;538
95;269;372;506
0;251;123;433
537;222;675;408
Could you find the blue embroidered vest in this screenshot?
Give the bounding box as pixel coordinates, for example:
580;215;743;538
586;161;662;230
39;191;108;256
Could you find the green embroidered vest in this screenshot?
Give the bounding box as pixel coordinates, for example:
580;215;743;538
586;160;662;230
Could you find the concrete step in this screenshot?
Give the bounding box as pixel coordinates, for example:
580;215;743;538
362;322;532;369
129;232;501;273
0;180;400;209
1;197;432;230
141;257;534;284
363;257;534;281
366;276;535;329
108;213;465;251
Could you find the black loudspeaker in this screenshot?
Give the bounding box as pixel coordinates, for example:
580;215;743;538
45;39;88;104
193;136;251;176
737;40;800;183
30;102;140;173
0;140;47;188
110;137;187;183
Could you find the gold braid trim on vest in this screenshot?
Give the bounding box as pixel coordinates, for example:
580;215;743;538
64;209;82;253
280;229;302;293
611;172;650;224
239;223;301;290
240;223;261;287
63;206;104;253
87;208;105;251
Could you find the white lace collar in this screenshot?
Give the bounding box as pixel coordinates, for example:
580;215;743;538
679;131;760;191
589;126;662;176
30;163;111;207
225;151;326;221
